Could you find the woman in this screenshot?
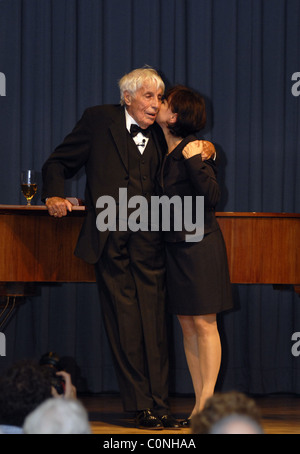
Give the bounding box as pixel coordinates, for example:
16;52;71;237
156;85;233;425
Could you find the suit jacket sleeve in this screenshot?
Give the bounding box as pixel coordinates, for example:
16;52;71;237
41;108;92;200
184;155;221;208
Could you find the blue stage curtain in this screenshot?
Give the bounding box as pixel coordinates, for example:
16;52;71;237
0;0;300;395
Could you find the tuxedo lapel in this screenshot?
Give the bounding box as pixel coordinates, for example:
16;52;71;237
108;108;166;172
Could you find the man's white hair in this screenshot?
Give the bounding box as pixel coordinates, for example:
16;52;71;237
23;398;91;434
118;66;165;105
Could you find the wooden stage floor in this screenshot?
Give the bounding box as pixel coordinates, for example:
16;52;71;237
80;393;300;435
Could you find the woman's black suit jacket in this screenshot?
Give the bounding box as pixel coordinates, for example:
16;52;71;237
42;105;166;264
159;135;220;242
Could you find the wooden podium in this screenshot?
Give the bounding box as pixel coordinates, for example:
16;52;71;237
0;205;95;288
216;212;300;293
0;205;93;328
0;205;299;295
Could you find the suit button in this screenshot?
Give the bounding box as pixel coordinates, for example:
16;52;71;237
142;175;147;180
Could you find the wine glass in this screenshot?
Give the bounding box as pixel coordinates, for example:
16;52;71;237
21;170;37;205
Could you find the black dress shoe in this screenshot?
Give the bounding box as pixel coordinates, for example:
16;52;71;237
180;417;191;427
160;414;181;429
135;409;163;430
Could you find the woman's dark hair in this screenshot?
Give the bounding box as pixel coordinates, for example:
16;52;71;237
166;85;206;138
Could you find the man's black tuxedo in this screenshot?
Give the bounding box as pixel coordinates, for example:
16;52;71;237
42;105;166;264
42;105;170;414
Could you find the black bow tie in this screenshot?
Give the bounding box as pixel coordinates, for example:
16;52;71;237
130;124;151;138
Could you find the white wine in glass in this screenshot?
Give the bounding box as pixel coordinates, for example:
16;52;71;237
21;170;37;205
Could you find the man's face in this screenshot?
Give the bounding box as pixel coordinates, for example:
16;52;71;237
124;81;163;129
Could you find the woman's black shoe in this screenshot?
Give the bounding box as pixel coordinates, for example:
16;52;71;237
160;414;181;429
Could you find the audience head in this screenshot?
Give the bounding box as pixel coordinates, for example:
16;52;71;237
0;359;52;427
23;397;91;434
191;391;263;434
209;413;264;434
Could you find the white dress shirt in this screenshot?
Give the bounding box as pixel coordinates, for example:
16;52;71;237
125;108;149;154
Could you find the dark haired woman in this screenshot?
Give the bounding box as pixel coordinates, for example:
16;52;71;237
156;85;233;425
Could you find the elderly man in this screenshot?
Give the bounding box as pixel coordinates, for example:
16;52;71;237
42;67;214;429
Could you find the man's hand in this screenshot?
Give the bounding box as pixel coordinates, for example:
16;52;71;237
46;197;73;218
182;140;216;160
200;140;216;160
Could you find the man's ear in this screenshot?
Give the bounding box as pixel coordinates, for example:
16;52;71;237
123;90;132;106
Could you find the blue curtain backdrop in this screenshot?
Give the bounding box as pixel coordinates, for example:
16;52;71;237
0;0;300;395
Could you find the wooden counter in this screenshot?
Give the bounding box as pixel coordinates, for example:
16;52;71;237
0;206;299;294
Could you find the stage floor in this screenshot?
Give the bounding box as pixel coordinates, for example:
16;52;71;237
80;393;300;435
